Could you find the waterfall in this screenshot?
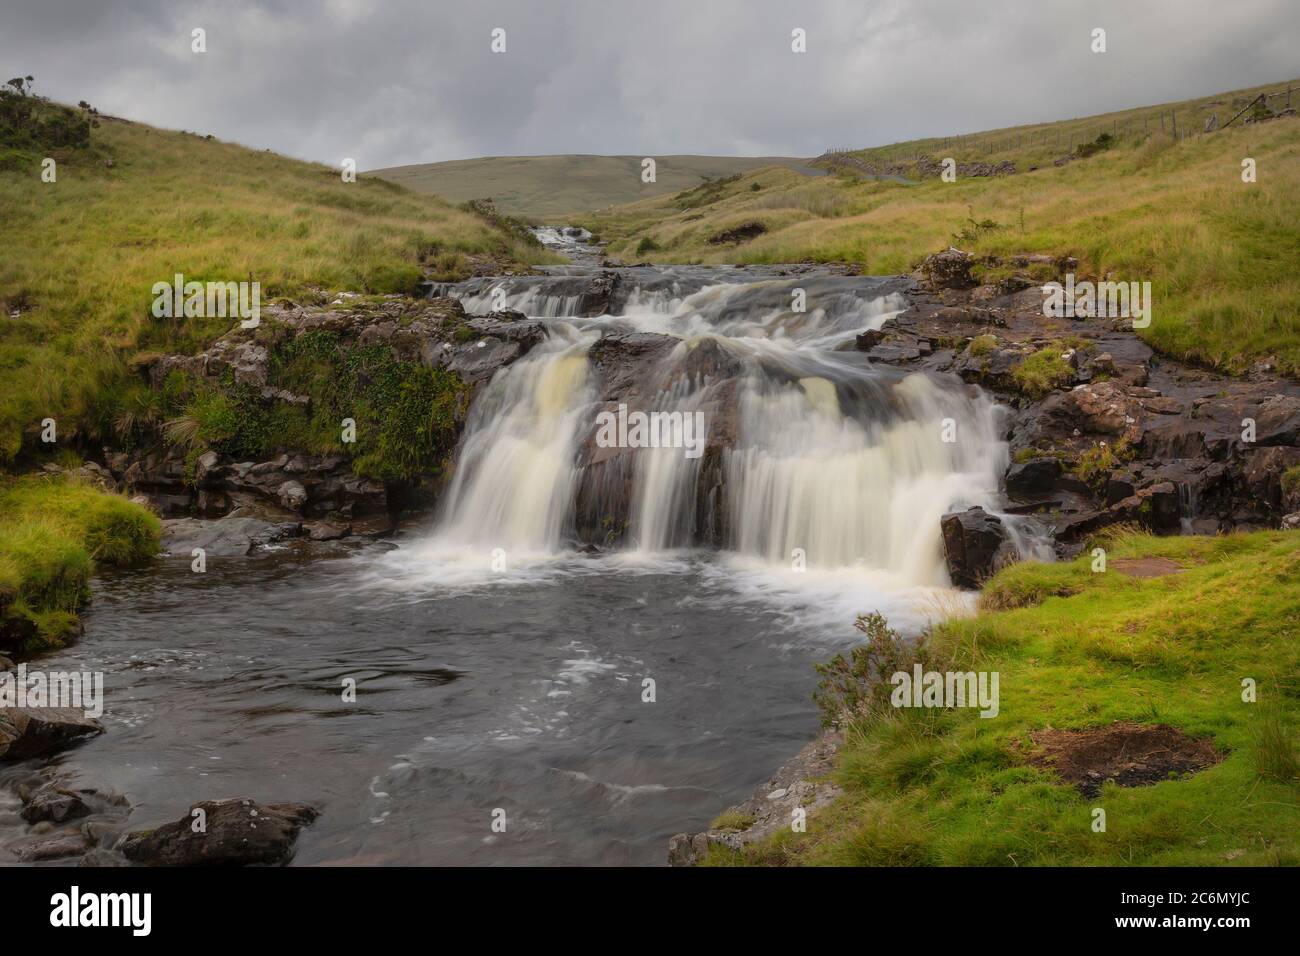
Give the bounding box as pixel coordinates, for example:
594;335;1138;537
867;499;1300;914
425;265;1037;586
435;328;595;553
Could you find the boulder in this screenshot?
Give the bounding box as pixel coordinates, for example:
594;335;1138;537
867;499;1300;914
919;248;976;289
276;479;308;512
1110;481;1182;531
0;707;104;761
579;271;621;316
1254;394;1300;446
1005;457;1062;498
854;329;885;351
444;317;547;385
118;798;318;866
18;783;93;824
940;507;1018;588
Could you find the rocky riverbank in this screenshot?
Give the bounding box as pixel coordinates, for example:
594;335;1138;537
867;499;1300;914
74;292;551;538
665;246;1300;864
887;248;1299;583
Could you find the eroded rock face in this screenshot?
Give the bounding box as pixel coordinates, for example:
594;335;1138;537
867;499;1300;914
109;295;546;521
861;255;1300;552
573;333;745;547
118;798;318;866
0;708;104;762
940;507;1018;588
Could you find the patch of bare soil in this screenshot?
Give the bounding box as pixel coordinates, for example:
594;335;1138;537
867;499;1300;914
1112;556;1184;578
1029;722;1222;797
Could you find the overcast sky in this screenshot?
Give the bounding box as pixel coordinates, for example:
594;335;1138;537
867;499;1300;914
4;0;1296;168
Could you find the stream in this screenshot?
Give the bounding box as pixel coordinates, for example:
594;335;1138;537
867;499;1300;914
1;230;1046;866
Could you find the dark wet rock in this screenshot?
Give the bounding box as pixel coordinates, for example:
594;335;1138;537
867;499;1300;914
1254;394;1300;446
578;271;621;316
445;316;547;385
587;332;682;402
941;507;1018;588
123;449;390;521
18;784;92;824
161;516;301;557
854;329;885;350
0;708;104;761
1243;446;1300;512
118;798;318;867
1005;457;1062;498
1138;418;1206;459
1109;481;1183;531
0;654;13;674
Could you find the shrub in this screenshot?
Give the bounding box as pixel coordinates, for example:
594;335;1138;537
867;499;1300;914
0;77;97;152
813;612;945;729
1073;438;1134;494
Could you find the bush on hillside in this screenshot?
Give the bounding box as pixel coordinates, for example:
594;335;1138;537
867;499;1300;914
0;76;98;152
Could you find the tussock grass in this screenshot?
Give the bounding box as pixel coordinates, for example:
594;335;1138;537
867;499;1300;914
585;81;1300;376
0;475;160;650
711;530;1300;866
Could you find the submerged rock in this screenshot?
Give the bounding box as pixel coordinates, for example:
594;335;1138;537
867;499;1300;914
0;707;104;761
118;798;319;866
160;516;302;557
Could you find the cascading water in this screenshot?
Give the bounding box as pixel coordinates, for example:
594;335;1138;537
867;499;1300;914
12;255;1051;868
426;263;1044;595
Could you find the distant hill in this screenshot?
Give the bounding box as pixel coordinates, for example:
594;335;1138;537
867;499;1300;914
366;154;824;220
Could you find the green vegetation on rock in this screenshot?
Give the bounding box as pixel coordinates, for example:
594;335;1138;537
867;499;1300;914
0;475;159;651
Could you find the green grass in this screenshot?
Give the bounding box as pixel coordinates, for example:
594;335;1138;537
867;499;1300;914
1010;347;1075;398
0;111;559;467
0;475;160;651
706;529;1300;866
584;79;1300;377
367;154;824;219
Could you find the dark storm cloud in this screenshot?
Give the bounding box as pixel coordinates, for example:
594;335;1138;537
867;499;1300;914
2;0;1296;167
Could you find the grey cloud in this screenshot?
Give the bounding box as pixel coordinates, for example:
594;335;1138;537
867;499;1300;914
1;0;1295;168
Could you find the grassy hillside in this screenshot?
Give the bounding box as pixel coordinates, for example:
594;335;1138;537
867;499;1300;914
708;528;1300;866
583;80;1300;377
367;154;824;220
0;92;555;648
0;103;558;467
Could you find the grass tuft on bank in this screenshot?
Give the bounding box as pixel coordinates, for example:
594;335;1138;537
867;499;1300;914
706;528;1300;866
0;475;160;651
